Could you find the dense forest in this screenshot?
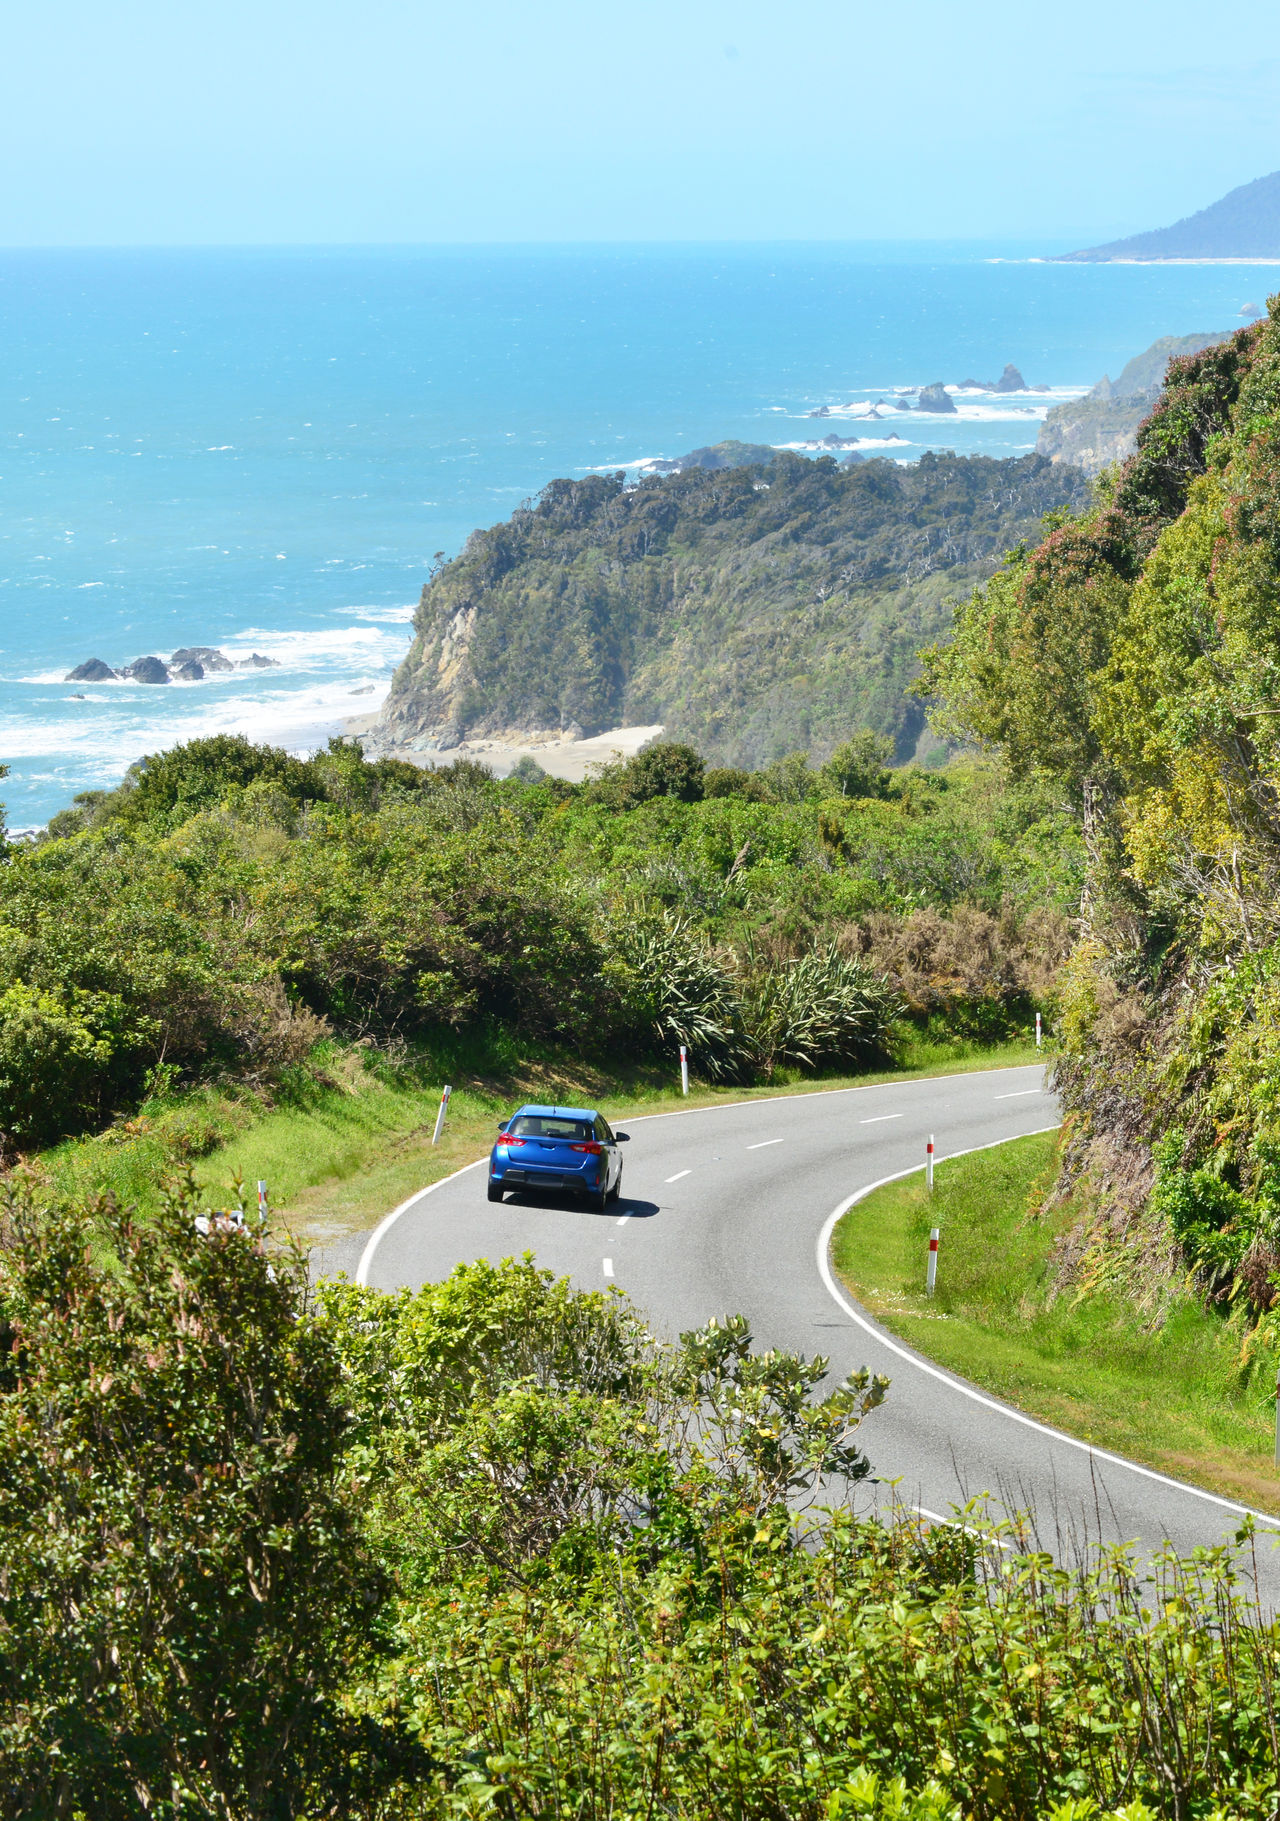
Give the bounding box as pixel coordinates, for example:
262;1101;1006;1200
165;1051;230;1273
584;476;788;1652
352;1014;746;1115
373;450;1090;768
0;731;1074;1152
925;301;1280;1380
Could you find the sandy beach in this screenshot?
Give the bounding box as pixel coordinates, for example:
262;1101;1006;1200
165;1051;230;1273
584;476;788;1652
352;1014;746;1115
344;717;664;782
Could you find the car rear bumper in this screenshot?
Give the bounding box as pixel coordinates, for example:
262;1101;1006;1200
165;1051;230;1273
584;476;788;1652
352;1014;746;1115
492;1164;597;1195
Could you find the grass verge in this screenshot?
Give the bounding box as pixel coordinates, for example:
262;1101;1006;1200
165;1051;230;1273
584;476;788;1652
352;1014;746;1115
832;1133;1280;1511
28;1032;1044;1256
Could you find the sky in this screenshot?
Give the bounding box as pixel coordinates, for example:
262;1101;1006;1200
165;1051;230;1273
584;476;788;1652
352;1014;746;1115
2;0;1280;246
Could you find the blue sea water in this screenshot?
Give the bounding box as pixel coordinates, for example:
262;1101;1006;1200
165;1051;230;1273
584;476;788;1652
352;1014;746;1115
1;241;1272;826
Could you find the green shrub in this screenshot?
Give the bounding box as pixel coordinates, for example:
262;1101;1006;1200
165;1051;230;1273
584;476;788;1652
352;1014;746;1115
740;942;899;1077
0;1173;422;1816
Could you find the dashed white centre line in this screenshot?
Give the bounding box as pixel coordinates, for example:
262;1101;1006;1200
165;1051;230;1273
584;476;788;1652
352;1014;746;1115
994;1089;1042;1099
746;1139;784;1150
616;1214;631;1226
860;1113;903;1124
603;1258;614;1278
665;1169;691;1183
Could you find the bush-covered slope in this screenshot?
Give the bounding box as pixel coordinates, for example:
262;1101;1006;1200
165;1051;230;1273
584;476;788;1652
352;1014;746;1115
372;450;1089;768
0;733;1073;1151
924;301;1280;1384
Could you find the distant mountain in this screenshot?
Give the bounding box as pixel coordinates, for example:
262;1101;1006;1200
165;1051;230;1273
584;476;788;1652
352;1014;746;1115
1036;331;1233;474
1056;171;1280;261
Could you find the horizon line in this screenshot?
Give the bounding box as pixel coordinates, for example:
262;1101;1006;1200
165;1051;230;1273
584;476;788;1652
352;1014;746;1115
0;234;1097;255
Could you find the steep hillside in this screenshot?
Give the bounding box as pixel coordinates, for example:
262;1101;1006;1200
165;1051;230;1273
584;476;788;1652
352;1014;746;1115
925;308;1280;1372
371;451;1089;769
1056;169;1280;261
1036;332;1231;475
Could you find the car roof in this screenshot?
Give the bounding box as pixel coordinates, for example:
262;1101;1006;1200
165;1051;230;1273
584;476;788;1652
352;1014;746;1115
515;1103;599;1121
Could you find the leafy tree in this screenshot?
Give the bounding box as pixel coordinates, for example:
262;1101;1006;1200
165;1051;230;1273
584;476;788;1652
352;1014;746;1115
762;751;821;803
821;730;894;799
115;733;320;829
588;741;706;808
0;1175;421;1816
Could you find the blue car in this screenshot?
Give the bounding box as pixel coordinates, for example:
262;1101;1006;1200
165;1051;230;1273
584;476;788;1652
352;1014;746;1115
488;1104;629;1212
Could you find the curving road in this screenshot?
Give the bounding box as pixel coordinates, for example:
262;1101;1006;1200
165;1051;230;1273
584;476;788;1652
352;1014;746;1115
333;1064;1280;1597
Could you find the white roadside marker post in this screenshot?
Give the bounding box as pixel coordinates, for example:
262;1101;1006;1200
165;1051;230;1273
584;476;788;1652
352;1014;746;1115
431;1084;452;1146
679;1045;689;1097
926;1134;935;1193
1035;1011;1042;1049
927;1227;940;1298
256;1180;268;1228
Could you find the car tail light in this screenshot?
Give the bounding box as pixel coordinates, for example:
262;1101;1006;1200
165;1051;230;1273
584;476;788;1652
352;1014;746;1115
500;1135;526;1148
570;1141;604;1155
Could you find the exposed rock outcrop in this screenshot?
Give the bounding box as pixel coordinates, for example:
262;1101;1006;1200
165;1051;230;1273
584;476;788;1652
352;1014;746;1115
1036;331;1233;476
992;364;1027;393
238;652;280;669
171;661;205;682
121;656;170;685
916;383;957;414
65;658;117;683
171;646;235;672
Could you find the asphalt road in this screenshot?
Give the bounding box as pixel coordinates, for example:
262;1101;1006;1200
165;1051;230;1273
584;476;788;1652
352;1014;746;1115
340;1063;1280;1598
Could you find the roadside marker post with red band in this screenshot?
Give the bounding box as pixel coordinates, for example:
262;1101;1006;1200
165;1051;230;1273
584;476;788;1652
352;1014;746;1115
927;1227;940;1298
679;1045;689;1097
257;1180;268;1226
1035;1011;1042;1049
926;1134;935;1192
432;1084;452;1146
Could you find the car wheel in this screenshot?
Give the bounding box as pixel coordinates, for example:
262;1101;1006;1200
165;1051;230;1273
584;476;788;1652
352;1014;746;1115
588;1187;608;1214
607;1169;622;1204
487;1183;504;1203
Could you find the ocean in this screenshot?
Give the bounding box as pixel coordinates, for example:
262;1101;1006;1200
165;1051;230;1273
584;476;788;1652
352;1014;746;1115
0;242;1270;827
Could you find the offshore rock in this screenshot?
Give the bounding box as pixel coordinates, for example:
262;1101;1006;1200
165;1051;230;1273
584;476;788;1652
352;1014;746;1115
65;658;117;682
238;652;281;669
171;661;205;681
916;383;957;414
121;656;170;684
171;646;235;672
992;364;1027;393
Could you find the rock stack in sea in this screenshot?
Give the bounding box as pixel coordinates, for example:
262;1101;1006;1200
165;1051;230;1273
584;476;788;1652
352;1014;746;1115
64;647;281;684
915;383;957;415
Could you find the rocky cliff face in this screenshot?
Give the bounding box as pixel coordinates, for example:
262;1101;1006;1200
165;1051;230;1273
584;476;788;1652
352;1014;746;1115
1036;332;1232;476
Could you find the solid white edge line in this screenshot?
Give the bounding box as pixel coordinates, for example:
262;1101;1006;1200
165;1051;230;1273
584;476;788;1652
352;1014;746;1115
355;1064;1048;1293
816;1130;1280;1530
994;1089;1042;1100
354;1158;486;1287
747;1138;784;1150
860;1114;903;1124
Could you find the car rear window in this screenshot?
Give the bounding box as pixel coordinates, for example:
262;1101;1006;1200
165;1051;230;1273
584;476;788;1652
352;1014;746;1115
508;1116;595;1140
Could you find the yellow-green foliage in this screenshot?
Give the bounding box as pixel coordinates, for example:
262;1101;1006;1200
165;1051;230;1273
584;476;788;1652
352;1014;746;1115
926;301;1280;1347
